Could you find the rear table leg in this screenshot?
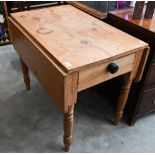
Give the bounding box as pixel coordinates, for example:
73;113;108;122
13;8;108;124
63;105;74;152
20;57;30;90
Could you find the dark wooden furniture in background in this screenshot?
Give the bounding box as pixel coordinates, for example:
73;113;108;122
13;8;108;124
144;1;155;18
5;1;64;15
105;6;155;126
132;1;145;19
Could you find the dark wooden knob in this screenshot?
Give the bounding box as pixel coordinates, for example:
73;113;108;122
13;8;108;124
107;62;119;74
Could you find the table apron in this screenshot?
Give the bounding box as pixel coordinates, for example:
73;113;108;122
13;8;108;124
78;53;135;91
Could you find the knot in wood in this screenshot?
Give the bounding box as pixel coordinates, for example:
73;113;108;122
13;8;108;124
80;40;88;44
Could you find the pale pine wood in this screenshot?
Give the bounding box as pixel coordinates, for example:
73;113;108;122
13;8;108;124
129;48;150;82
65;72;78;106
130;50;143;81
110;7;155;33
78;53;135;91
20;57;30;90
133;47;150;82
63;105;74;152
8;17;78;113
114;73;132;125
10;5;148;73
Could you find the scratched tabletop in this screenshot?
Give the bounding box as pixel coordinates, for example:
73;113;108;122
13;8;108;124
11;5;148;72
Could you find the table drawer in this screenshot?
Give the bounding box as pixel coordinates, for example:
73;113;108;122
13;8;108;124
137;90;155;116
78;54;135;91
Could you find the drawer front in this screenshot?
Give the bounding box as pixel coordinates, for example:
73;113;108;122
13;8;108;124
78;54;135;91
137;90;155;116
145;66;155;91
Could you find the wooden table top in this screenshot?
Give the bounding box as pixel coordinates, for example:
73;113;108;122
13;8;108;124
11;5;148;73
110;7;155;33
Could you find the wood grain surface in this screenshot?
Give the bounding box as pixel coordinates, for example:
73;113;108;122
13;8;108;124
8;17;79;113
10;5;148;73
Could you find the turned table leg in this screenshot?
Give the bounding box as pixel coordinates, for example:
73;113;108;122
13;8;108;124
20;57;30;90
114;73;132;125
63;105;74;152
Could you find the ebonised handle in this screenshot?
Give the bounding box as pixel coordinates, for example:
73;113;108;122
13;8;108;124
107;62;119;74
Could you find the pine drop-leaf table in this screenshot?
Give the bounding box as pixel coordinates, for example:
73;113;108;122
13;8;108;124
8;4;149;151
